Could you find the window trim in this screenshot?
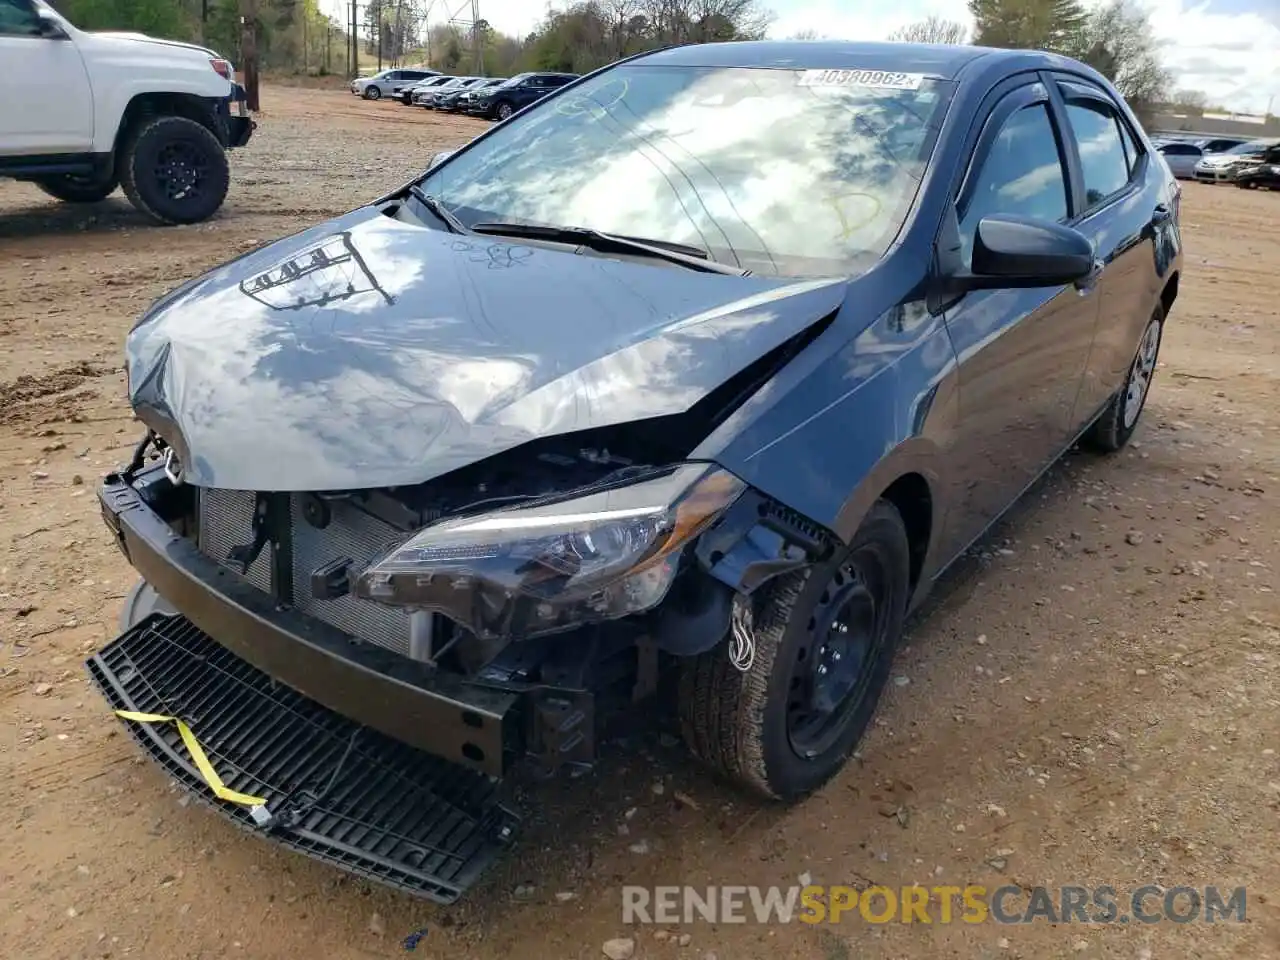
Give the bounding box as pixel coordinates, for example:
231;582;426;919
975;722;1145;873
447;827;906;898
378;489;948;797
956;83;1074;228
1049;73;1146;222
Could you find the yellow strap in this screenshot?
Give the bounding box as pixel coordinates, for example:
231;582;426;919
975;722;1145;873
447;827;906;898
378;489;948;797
115;710;267;807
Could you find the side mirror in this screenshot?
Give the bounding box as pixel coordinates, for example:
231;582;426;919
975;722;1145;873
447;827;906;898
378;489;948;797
427;150;454;171
37;10;70;39
955;214;1096;291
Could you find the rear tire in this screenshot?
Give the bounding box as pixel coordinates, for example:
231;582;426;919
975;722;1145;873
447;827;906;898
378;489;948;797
679;500;911;801
34;172;119;203
1084;305;1164;453
119;115;230;226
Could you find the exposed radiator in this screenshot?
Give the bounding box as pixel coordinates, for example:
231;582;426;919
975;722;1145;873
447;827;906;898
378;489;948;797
196;489;412;656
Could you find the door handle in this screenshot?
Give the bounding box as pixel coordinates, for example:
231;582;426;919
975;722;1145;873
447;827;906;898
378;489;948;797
1151;203;1173;225
1075;258;1105;294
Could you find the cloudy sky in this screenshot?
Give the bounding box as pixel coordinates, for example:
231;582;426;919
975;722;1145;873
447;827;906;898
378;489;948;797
331;0;1280;114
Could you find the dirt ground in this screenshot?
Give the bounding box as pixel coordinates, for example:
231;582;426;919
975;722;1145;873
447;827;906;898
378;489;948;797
2;87;1278;960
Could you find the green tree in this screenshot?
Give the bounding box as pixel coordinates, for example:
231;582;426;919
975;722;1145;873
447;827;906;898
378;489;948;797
53;0;192;40
969;0;1088;56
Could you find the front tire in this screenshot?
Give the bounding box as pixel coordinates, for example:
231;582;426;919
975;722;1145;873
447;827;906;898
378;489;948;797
679;500;911;801
365;85;382;100
494;100;515;121
34;172;119;203
119;115;230;226
1085;305;1163;453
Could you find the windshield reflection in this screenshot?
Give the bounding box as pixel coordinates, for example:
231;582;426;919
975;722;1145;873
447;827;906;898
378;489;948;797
420;64;953;278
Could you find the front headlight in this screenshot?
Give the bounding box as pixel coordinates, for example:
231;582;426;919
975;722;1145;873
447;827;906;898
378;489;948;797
354;463;745;640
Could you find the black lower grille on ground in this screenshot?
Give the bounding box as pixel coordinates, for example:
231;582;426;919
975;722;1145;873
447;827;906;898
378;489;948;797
86;614;519;903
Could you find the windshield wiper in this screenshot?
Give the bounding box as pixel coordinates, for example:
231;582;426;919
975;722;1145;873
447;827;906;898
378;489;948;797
402;184;470;235
468;221;749;276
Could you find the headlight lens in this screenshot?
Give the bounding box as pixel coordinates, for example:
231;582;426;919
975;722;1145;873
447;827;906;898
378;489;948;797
354;463;745;640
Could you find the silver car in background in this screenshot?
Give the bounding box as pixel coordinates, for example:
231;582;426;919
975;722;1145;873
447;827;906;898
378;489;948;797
1156;141;1203;179
1194;139;1280;183
413;76;480;108
399;75;454;105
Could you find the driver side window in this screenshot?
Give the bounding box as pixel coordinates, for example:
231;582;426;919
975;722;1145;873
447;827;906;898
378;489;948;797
0;0;41;36
960;102;1069;260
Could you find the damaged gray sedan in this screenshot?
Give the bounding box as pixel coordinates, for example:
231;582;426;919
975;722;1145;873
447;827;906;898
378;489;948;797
90;39;1182;901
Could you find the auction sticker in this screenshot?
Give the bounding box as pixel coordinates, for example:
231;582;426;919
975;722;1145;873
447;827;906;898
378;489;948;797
798;69;925;90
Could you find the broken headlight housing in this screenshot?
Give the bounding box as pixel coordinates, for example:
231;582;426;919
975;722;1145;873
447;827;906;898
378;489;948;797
353;463;745;640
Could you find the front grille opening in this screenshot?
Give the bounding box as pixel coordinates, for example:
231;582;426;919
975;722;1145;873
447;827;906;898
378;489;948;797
196;489;415;656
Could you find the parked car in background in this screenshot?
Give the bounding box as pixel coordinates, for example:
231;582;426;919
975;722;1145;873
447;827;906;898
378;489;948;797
446;77;506;113
1;0;254;225
416;76;482;109
399;74;453;105
351;67;438;101
94;39;1181;903
1194;138;1280;183
463;71;579;120
1234;146;1280;190
1156;141;1203;179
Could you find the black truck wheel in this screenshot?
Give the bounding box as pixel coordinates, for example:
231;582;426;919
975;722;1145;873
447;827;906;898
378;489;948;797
34;172;119;203
679;500;911;801
120;115;230;226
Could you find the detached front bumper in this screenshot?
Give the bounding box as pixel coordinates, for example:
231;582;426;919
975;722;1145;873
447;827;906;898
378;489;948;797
97;472;520;777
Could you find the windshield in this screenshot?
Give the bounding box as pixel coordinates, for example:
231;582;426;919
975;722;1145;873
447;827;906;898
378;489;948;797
417;64;954;277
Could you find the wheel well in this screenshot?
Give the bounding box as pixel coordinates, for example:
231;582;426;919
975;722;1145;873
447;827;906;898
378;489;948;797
879;473;932;589
1159;272;1179;317
115;94;221;154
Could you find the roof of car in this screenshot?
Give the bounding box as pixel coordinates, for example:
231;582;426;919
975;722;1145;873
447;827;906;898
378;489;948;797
636;40;1044;80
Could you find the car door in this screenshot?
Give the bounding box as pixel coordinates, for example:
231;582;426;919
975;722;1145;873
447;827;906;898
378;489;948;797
0;0;92;153
1053;78;1167;426
938;79;1101;552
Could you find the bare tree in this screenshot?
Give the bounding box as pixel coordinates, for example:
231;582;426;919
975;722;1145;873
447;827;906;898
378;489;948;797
1078;0;1171;126
1169;88;1208;114
887;15;968;45
788;28;825;41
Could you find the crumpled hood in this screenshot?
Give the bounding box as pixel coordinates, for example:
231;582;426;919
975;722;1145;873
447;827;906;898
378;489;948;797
127;206;848;491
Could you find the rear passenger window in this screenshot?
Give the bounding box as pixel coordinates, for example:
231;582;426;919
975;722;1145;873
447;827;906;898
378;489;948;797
1064;101;1131;208
962;103;1069;232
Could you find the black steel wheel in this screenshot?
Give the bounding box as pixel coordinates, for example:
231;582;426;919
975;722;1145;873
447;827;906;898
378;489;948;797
120;115;230;226
33;172;119;203
680;500;911;801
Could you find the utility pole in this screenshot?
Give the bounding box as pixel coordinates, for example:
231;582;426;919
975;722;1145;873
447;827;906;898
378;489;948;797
471;0;480;75
350;0;358;78
239;0;260;111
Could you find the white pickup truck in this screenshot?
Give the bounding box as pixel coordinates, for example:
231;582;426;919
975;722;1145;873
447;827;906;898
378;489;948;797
0;0;255;224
